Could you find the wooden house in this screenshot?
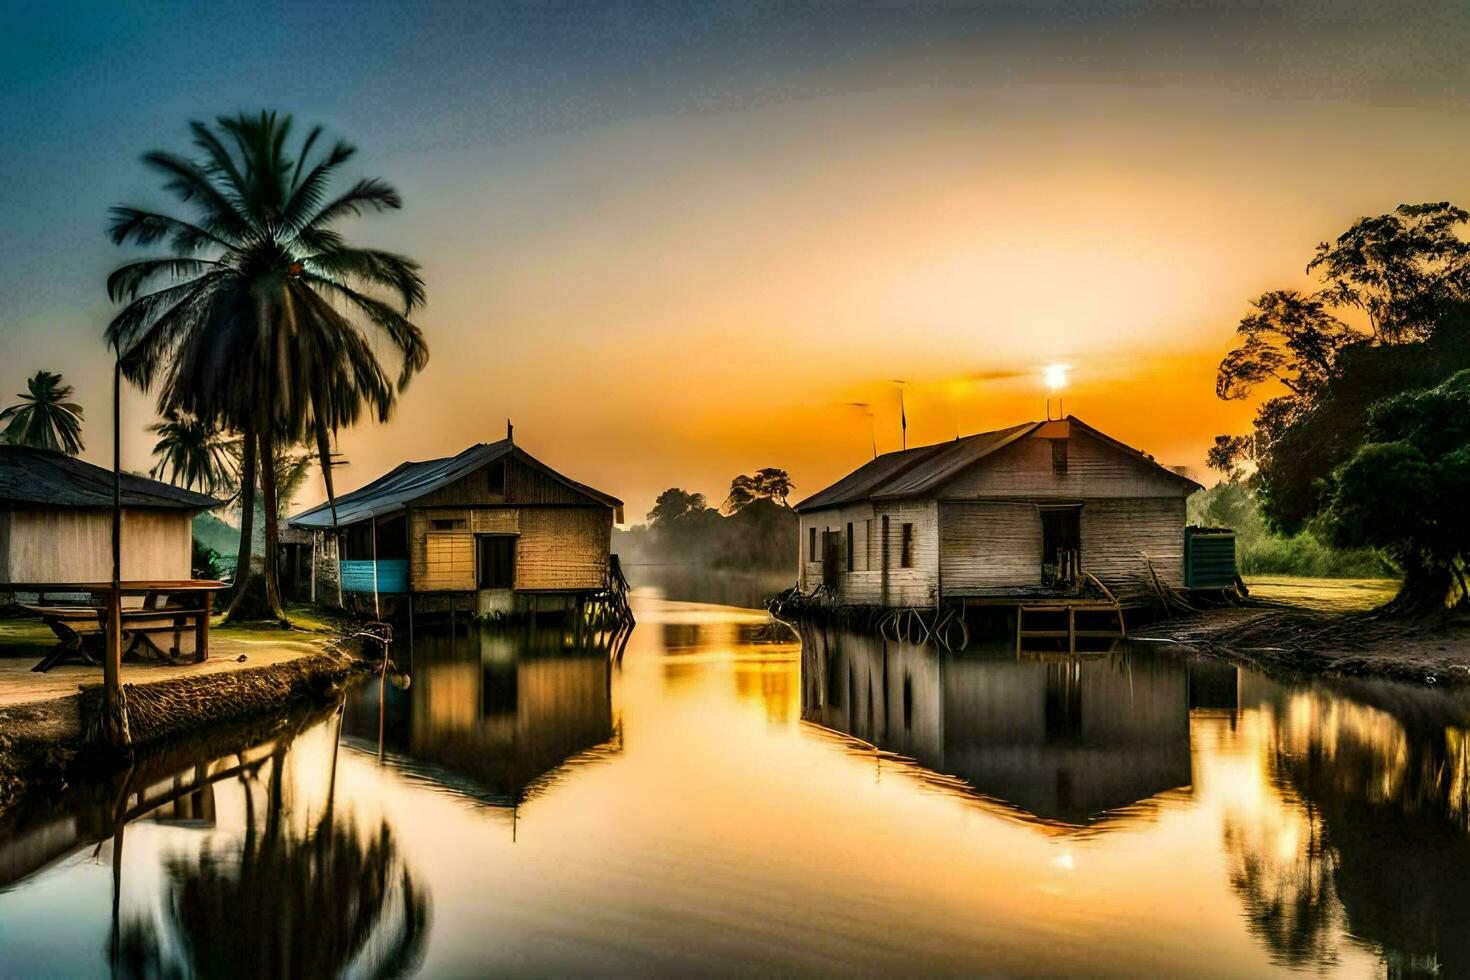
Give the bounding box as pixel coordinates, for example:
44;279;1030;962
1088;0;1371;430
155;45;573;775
793;417;1202;608
288;437;623;616
0;445;218;591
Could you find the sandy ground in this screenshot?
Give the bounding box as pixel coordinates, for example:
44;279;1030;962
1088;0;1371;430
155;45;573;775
0;616;336;708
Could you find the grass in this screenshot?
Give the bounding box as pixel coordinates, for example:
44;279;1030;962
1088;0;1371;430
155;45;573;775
0;618;61;660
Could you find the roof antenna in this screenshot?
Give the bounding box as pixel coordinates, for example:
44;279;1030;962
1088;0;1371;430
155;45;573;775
891;380;908;451
506;419;514;444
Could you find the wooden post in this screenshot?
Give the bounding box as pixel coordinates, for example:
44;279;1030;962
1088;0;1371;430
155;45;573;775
371;516;381;620
195;592;210;663
1067;605;1075;654
310;531;317;605
103;357;130;749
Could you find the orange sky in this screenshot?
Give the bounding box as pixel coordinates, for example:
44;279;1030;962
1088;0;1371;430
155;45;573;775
9;7;1470;522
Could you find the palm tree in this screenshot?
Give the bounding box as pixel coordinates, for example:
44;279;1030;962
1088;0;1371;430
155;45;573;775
0;370;85;454
148;410;238;493
104;112;428;621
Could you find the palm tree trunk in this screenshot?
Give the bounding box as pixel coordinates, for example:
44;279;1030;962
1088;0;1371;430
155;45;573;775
259;418;287;622
226;419;258;621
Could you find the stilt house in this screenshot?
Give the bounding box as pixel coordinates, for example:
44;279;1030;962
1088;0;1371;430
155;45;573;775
793;417;1203;607
288;437;623;615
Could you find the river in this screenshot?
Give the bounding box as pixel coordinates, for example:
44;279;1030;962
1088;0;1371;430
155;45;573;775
1;586;1467;977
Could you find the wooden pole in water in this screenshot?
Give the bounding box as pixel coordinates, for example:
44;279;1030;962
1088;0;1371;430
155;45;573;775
103;356;130;749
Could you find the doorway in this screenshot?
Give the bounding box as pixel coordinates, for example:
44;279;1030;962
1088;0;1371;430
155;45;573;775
1039;506;1081;585
477;534;516;590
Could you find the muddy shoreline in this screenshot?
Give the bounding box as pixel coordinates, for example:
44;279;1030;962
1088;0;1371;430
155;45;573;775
1135;604;1470;687
0;643;370;817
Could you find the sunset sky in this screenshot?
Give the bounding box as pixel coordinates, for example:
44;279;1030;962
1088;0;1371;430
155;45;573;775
7;1;1470;520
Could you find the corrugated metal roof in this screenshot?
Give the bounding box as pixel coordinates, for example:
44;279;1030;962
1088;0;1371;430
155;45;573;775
288;440;621;529
794;417;1199;512
0;445;220;509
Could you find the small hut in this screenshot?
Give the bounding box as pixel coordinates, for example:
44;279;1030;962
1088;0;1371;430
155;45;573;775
0;445;218;594
288;437;624;617
793;417;1204;609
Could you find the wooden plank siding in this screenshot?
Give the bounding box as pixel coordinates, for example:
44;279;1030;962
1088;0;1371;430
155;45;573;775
1079;498;1187;598
2;507;192;583
939;501;1041;592
409;505;609;593
415;457;594;508
799;501;938;607
938;430;1187;500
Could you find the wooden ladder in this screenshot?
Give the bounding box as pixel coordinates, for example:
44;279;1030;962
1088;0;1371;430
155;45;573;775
1015;600;1126;655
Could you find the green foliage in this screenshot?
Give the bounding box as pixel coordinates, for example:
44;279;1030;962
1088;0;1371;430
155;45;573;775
1188;482;1393;579
0;370;84;455
1321;370;1470;603
191;536;223;580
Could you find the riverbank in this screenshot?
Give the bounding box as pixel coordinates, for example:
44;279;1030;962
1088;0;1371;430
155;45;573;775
0;613;372;815
1135;576;1470;686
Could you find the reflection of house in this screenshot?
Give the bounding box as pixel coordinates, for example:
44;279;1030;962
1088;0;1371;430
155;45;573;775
0;446;218;590
345;628;615;805
801;629;1195;827
288;434;622;615
793;417;1203;606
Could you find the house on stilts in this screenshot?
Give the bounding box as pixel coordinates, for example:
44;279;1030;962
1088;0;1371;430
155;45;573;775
793;417;1223;647
288;434;628;622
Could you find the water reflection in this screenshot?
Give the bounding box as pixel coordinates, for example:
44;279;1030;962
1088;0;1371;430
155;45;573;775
0;707;429;978
1226;675;1470;975
342;624;619;809
4;594;1470;976
798;626;1219;830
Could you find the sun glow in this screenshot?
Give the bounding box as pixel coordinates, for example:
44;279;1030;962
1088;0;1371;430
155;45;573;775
1043;364;1069;392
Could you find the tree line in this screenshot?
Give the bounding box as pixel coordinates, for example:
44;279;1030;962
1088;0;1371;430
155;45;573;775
614;469;798;570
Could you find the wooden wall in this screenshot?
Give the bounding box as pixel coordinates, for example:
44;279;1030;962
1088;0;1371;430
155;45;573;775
1079;497;1187;597
939;501;1041;592
939;430;1189;500
409;505;610;593
1;506;193;583
799;500;938;606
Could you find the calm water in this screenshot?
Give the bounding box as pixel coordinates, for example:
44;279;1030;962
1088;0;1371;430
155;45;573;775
2;589;1469;977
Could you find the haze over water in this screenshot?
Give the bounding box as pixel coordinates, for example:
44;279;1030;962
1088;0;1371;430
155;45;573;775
1;587;1466;976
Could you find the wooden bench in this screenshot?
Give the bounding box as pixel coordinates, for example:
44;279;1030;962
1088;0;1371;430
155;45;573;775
12;581;224;673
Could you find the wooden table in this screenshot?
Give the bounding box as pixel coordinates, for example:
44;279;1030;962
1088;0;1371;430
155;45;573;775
13;580;227;673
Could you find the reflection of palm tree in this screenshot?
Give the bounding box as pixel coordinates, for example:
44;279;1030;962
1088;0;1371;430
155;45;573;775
116;744;430;977
0;370;84;454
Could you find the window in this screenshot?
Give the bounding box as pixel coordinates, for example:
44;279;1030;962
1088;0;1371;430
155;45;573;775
881;515;890;570
1051;438;1069;476
487;462;506;493
477;535;516;589
808;527;817;562
845;522;854;571
865;518;874;571
900;523;914;568
431;518;466;531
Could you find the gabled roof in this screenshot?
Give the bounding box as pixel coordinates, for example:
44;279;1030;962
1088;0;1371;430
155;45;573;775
794;416;1199;512
0;445;220;510
288;440;621;529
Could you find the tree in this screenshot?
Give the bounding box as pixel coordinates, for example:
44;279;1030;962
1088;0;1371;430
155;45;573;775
148;410;238;493
0;370;84;454
105;112;428;622
647;488;708;526
1322;370;1470;610
723;467;795;512
1212;204;1470;608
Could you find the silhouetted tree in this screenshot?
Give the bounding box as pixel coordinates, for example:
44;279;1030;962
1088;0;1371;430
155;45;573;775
724;467;794;512
106;111;427;623
148;410;238;493
647;488;708;526
0;370;84;454
1213;203;1470;608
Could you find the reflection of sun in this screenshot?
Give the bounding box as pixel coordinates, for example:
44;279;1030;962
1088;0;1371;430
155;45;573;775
1043;364;1069;391
1051;851;1075;871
